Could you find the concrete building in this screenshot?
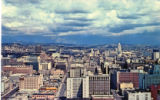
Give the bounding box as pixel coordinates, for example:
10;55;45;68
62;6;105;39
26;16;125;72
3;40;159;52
126;91;151;100
67;77;89;99
35;45;42;53
1;57;10;66
83;76;89;98
19;75;43;92
1;77;10;94
69;67;86;78
89;74;110;96
143;65;160;89
51;69;64;75
67;78;83;98
120;82;134;90
152;49;160;60
117;43;122;55
39;62;52;70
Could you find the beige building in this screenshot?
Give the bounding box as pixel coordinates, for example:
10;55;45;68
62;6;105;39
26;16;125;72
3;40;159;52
19;75;43;91
120;82;134;90
51;69;64;75
39;62;52;70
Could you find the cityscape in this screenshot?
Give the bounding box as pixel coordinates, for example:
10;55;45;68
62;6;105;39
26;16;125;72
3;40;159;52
1;0;160;100
1;43;160;100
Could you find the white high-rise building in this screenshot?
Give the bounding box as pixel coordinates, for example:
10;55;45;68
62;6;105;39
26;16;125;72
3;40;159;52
117;43;122;54
67;78;83;98
153;50;160;60
67;77;89;99
127;91;151;100
83;76;89;98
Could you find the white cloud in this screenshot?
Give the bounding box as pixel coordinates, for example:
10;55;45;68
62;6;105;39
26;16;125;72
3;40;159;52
2;0;160;36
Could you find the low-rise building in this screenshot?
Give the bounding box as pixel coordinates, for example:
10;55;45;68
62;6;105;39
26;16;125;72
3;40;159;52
2;65;34;74
125;91;151;100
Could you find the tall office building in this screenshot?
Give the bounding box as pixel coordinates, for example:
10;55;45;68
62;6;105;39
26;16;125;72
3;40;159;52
19;75;43;91
67;77;89;99
67;78;83;98
83;76;89;98
89;74;110;95
152;49;160;60
143;65;160;89
69;67;86;78
38;62;52;70
117;43;122;55
35;45;42;53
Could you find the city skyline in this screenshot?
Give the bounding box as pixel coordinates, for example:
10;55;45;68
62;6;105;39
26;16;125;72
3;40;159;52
2;0;160;45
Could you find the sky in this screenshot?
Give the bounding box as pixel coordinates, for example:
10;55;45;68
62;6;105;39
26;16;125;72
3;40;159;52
2;0;160;45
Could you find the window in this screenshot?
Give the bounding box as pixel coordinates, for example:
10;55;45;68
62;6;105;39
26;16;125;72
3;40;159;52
136;95;139;100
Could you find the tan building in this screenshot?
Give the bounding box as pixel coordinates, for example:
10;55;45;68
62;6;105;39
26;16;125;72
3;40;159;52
120;82;134;90
51;69;64;75
19;75;43;91
50;69;64;79
39;62;52;70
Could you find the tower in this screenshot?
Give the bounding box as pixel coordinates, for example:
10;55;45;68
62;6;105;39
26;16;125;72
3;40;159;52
117;43;122;56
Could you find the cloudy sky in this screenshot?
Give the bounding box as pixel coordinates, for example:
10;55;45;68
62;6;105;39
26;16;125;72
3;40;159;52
2;0;160;45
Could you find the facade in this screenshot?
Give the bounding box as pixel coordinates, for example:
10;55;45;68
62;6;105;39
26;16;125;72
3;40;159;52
1;57;10;66
19;75;43;91
143;74;160;89
35;45;41;53
69;67;86;78
67;77;89;99
32;93;54;100
89;75;110;96
152;50;160;60
151;85;160;100
143;65;160;89
126;91;151;100
2;65;33;74
117;43;122;55
1;77;10;94
51;69;64;75
83;76;89;98
39;62;52;70
67;78;83;98
91;95;115;100
117;72;139;89
120;82;134;90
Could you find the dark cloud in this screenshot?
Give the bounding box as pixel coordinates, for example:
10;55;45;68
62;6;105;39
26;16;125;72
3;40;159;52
64;17;95;22
55;9;89;14
63;22;90;27
50;26;84;33
109;23;160;33
118;15;139;19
